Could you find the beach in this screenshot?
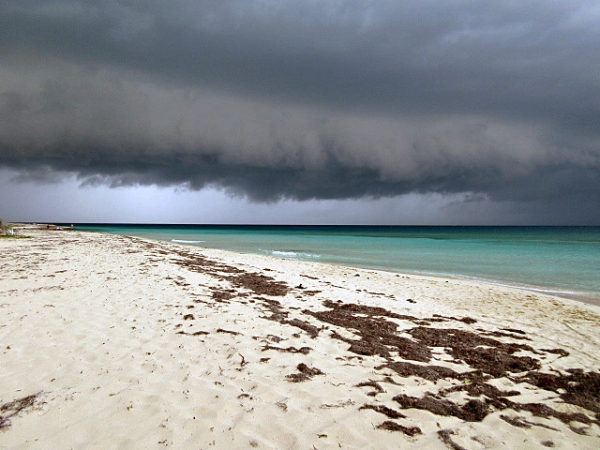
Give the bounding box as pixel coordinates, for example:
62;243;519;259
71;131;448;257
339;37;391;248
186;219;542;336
1;228;599;449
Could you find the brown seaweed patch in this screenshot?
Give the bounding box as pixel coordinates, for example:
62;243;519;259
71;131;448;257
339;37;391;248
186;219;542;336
408;326;540;376
513;369;600;417
302;290;322;296
262;345;312;354
172;249;290;301
172;252;237;275
501;400;596;434
342;335;392;358
177;330;210;336
479;330;532;341
169;252;598;435
297;362;324;376
394;390;600;432
437;429;467;450
376;421;421;436
286;363;325;382
394;394;489;422
391;365;600;432
499;414;559;431
0;393;42;430
284;318;321;338
379;361;465;383
356;380;385;395
285;373;310;383
259;299;323;339
438;377;521;399
216;328;241;336
301;274;319;280
305;302;432;362
501;327;527;335
259;298;289;322
211;289;236;302
500;414;532;428
433;314;477;325
318;300;420;322
360;403;406;419
540;348;569;357
452;345;540;376
229;272;289;296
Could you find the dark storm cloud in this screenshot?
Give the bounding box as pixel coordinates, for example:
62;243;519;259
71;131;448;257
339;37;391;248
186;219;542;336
3;1;598;119
1;1;599;222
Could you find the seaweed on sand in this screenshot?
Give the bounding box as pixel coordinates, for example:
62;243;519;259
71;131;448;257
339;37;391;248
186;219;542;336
302;300;600;433
286;363;325;382
168;244;600;436
0;393;42;431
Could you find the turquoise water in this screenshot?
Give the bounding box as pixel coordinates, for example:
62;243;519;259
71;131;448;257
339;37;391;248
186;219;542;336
73;225;600;303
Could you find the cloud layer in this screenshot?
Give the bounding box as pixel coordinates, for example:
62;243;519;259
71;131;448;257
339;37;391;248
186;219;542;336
1;1;599;222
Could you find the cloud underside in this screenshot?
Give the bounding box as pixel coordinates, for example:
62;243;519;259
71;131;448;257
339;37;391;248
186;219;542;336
1;71;598;207
0;1;599;220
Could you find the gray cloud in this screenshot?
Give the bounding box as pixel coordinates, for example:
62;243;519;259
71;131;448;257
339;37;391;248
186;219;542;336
1;1;599;223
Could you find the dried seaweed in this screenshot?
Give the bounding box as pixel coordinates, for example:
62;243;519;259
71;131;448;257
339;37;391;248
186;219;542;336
176;330;210;336
433;314;477;324
169;245;600;437
394;394;489;422
216;328;241;336
379;361;463;383
286;363;325;382
514;369;600;415
437;429;467;450
356;380;385;394
407;326;540;376
499;414;532;428
229;273;289;297
262;345;312;354
301;300;600;433
284;318;321;338
499;414;559;431
305;303;432;361
360;403;406;419
376;421;421;436
211;289;236;302
0;393;41;431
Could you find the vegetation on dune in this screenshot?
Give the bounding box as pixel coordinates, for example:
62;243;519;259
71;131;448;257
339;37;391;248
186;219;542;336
0;219;30;238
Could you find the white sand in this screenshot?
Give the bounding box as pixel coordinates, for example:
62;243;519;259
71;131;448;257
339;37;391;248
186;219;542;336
1;228;599;449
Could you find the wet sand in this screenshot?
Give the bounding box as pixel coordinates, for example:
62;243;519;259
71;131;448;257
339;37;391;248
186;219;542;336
1;228;599;449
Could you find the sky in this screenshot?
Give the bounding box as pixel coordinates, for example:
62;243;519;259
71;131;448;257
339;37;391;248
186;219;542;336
1;1;599;225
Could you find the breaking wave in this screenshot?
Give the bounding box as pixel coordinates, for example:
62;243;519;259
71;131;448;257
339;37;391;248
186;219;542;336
171;239;205;244
266;250;322;259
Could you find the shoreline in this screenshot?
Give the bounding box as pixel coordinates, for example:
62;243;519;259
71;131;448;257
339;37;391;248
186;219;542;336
196;246;600;311
76;225;600;309
383;269;600;310
1;228;599;449
162;236;600;309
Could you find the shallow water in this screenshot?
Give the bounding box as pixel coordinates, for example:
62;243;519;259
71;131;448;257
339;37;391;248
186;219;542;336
74;225;600;303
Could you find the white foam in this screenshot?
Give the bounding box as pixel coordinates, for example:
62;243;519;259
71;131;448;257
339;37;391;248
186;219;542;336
171;239;205;244
268;250;321;259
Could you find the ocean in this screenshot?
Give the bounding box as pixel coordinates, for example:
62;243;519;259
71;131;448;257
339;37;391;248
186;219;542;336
73;225;600;304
